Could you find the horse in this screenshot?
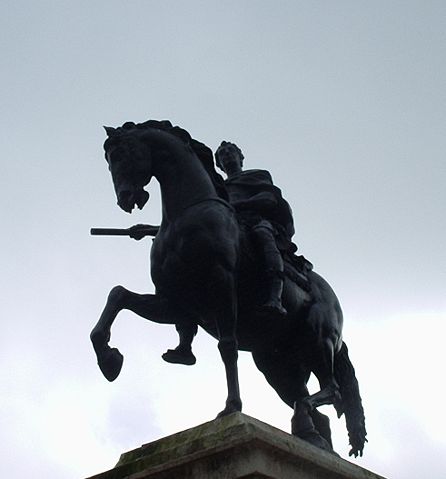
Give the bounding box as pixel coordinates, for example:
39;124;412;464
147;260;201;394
90;120;367;457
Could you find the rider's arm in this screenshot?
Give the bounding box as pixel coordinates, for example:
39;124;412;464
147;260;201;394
232;191;277;213
129;224;160;240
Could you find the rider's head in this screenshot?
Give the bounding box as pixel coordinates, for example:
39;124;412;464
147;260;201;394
215;141;244;175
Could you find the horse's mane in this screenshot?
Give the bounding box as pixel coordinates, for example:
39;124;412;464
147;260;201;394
107;120;228;201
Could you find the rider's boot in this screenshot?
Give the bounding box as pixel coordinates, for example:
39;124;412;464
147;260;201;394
162;323;197;365
253;222;288;318
261;271;287;318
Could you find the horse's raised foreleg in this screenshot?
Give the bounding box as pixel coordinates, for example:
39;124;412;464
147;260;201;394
90;286;180;381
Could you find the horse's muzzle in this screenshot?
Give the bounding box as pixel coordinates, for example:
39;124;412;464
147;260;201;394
117;188;150;213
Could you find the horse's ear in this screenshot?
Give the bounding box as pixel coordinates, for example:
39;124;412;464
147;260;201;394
104;126;117;136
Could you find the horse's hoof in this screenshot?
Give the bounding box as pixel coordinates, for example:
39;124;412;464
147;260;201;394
162;349;196;366
294;430;335;454
98;347;124;382
216;400;242;418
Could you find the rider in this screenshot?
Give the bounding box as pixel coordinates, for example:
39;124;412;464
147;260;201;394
158;140;299;365
216;141;297;312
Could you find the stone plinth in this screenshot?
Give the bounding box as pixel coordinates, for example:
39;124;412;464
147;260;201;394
86;413;385;479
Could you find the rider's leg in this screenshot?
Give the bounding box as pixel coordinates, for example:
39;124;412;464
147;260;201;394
162;322;198;365
251;220;287;316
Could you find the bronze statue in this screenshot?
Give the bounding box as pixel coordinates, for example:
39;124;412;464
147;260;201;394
90;120;367;457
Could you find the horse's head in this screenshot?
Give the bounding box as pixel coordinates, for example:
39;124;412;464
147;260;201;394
103;124;152;213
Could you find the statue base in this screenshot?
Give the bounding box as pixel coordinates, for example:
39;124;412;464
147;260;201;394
86;413;385;479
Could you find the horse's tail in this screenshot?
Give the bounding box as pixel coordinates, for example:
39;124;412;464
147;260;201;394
334;341;367;457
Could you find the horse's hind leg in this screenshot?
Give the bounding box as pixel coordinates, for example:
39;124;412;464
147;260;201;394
90;286;180;381
311;409;333;449
294;398;334;451
303;339;341;411
302;305;342;413
292;401;334;452
252;349;333;452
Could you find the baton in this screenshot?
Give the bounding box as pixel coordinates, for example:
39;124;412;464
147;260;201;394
91;228;131;236
91;226;159;237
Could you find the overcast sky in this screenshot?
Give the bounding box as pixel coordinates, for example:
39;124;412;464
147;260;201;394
1;1;445;478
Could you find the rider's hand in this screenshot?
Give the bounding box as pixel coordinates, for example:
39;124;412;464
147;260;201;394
129;224;147;240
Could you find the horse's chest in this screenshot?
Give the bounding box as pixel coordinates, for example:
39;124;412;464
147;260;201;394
150;227;218;293
150;233;178;285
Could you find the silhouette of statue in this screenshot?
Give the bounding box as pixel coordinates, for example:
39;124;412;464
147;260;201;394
90;120;366;457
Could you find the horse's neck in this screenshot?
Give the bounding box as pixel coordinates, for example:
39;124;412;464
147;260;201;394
154;146;218;223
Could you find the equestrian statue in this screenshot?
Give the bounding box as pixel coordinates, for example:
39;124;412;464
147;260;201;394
90;120;367;457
